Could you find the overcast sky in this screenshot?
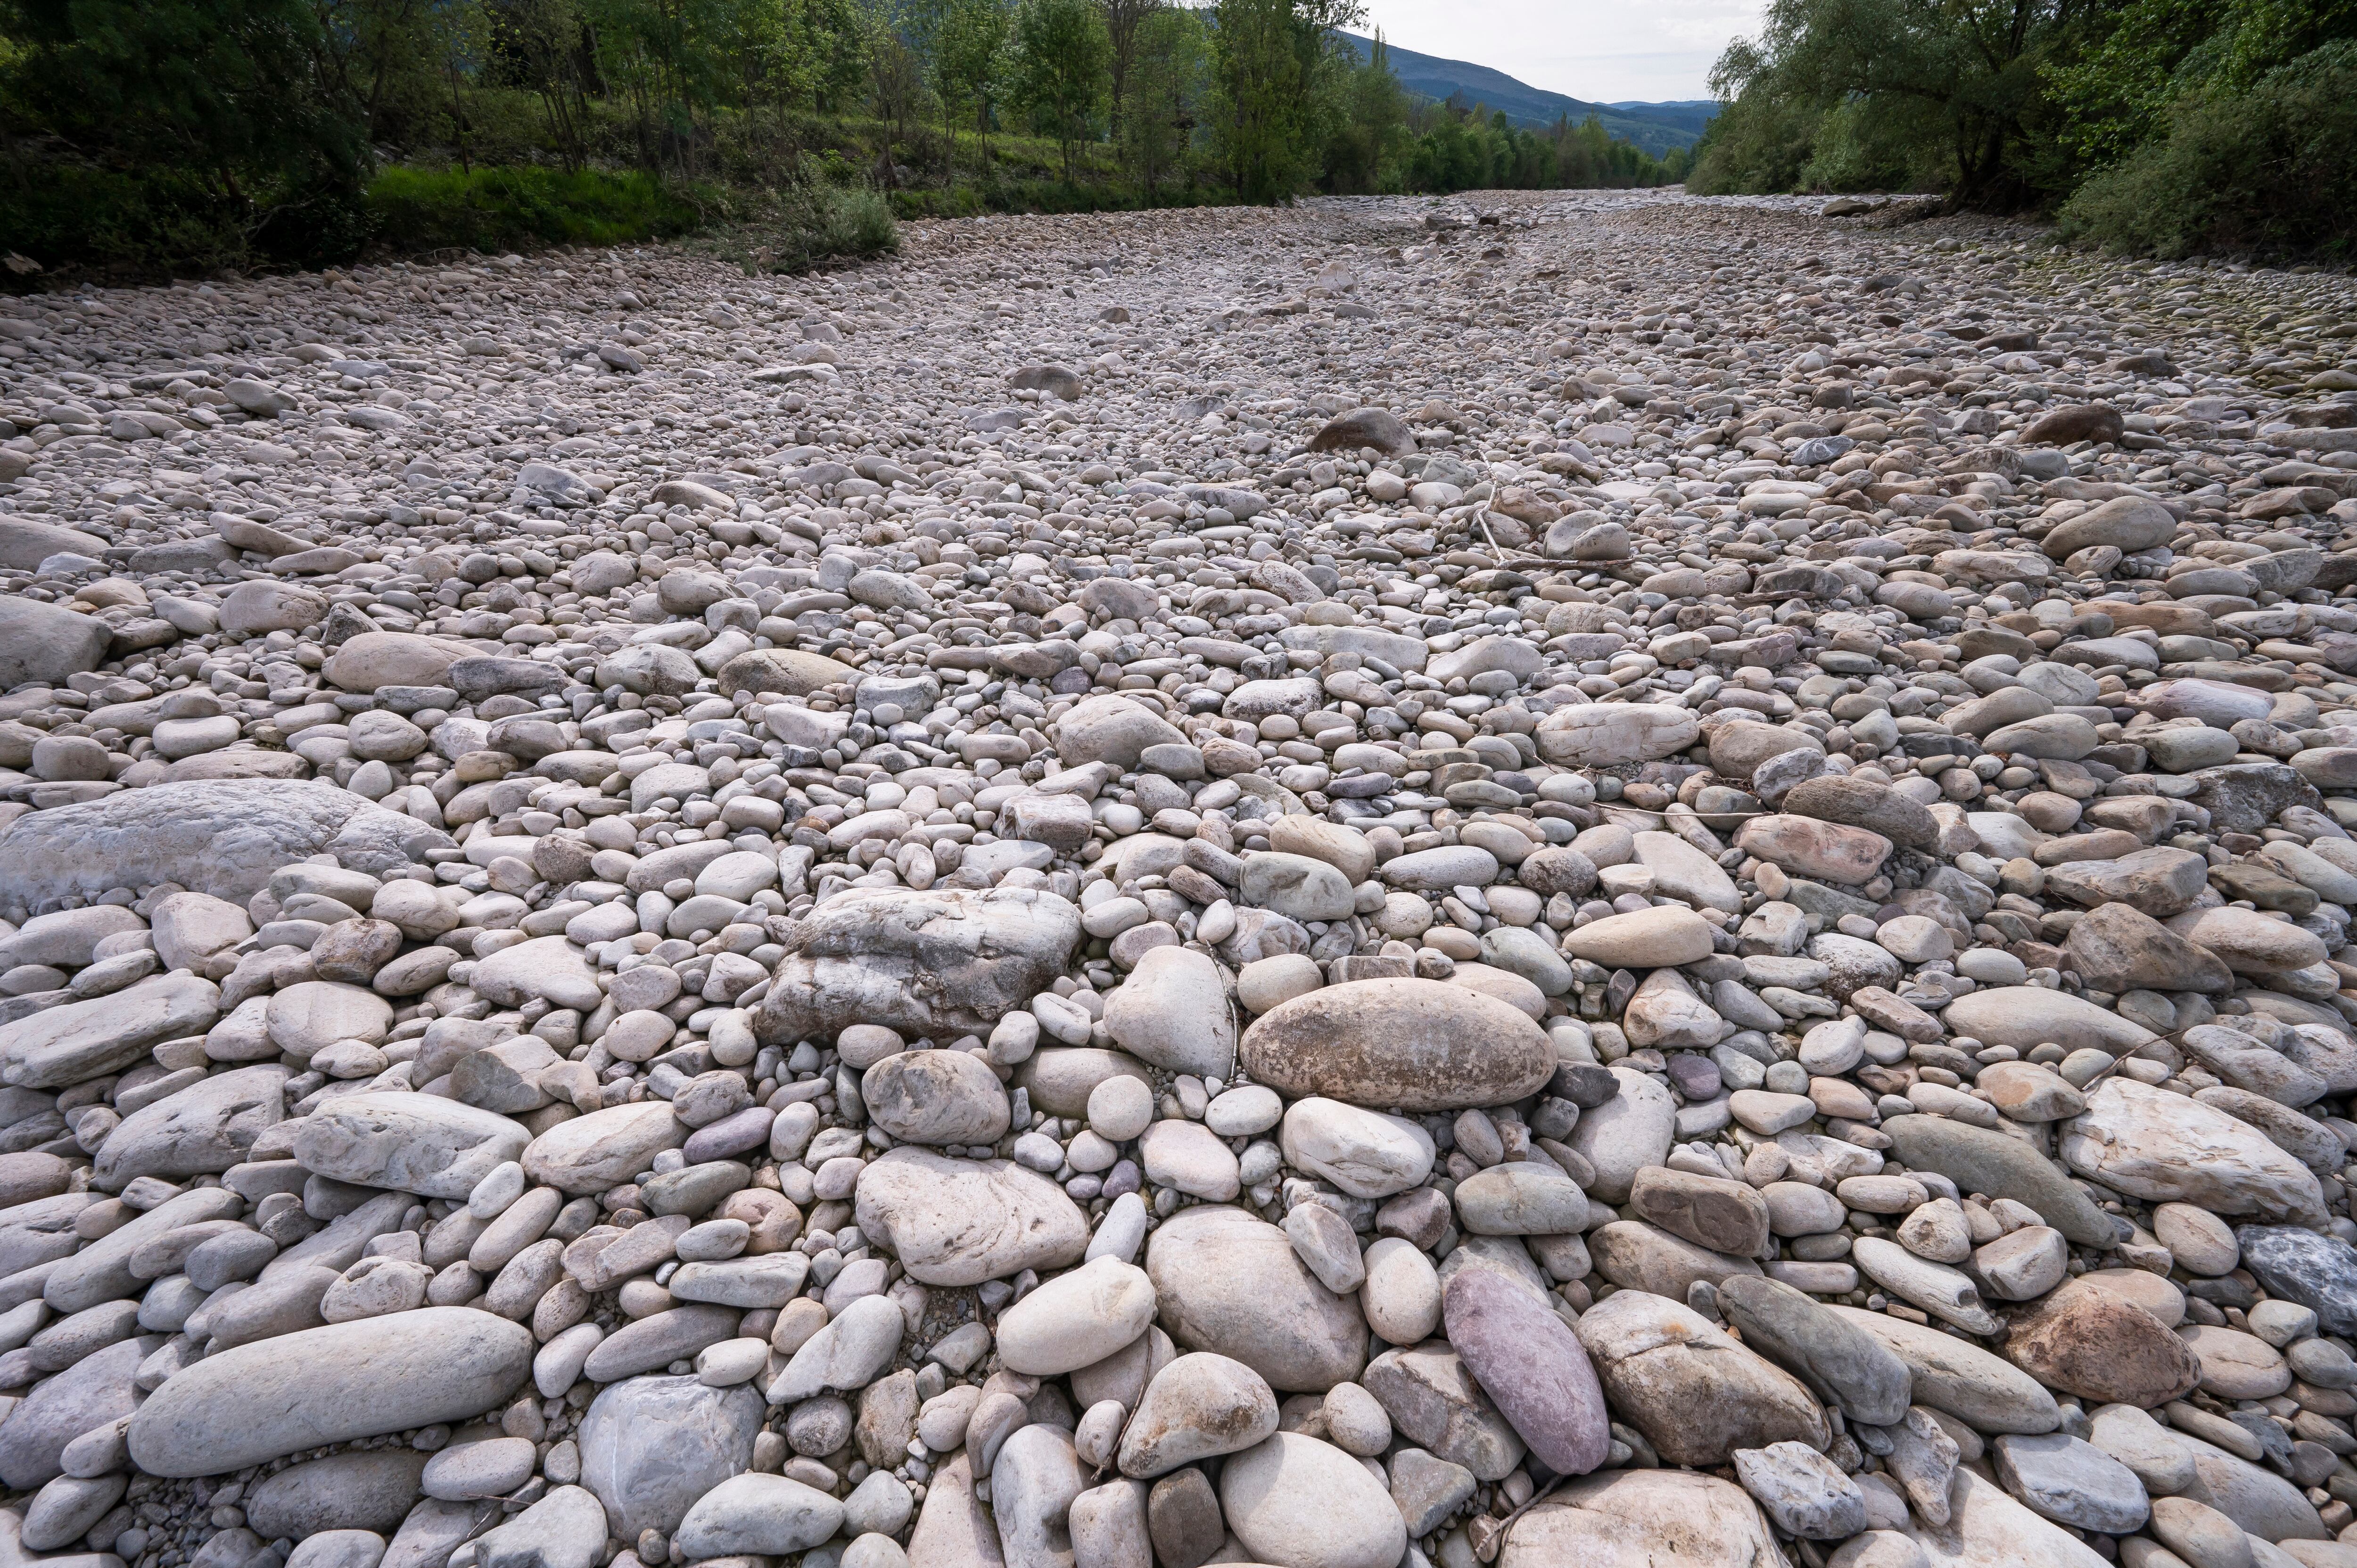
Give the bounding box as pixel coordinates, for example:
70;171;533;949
1354;0;1764;103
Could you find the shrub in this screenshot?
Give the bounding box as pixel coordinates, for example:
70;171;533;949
695;181;900;273
2058;41;2357;259
0;162;369;280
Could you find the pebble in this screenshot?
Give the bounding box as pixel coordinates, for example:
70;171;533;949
0;189;2354;1568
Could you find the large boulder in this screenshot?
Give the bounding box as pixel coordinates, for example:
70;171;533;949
296;1093;534;1199
1052;695;1187;770
2003;1278;2201;1408
1941;987;2157;1055
753;887;1082;1045
0;597;110;688
2236;1226;2357;1336
1307;408;1414;457
243;1450;430;1537
1535;704;1701;768
522;1102;685;1194
0;780;452;906
1881;1115;2115;1247
93;1063;288;1187
1441;1267;1609;1476
1908;1466;2108;1568
2041;496;2176;559
577;1377;768;1539
321;632;480;693
1829;1305;2060;1434
0;518;107;570
0;1335;148;1489
855;1149;1088;1285
1101;946;1236;1080
1218;1432;1404;1568
1714;1275;1912;1427
0;972;221;1090
713;647;856;699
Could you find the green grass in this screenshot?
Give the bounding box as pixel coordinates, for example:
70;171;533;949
360;165;712;252
885;176;1228;219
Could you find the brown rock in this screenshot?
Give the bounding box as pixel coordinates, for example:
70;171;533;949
2004;1277;2200;1408
1627;1167;1771;1256
2022;405;2126;446
1734;815;1893;886
2062;903;2234;994
1781;776;1939;850
1236;978;1554;1113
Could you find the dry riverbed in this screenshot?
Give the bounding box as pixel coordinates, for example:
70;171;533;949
0;189;2355;1568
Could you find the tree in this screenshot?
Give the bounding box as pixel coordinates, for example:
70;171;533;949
485;0;595;171
1099;0;1156;136
1206;0;1360;202
1010;0;1109;180
865;19;930;182
1694;0;2093;205
2049;0;2357;164
1118;1;1205;189
0;0;367;207
1322;27;1407;190
932;0;1010;176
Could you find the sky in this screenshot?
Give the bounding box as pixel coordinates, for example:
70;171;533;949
1353;0;1765;103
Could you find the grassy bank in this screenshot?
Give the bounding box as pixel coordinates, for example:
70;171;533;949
0;162;901;287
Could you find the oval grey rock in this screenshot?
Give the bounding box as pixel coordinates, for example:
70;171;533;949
578;1375;765;1538
126;1307;535;1476
295;1093;531;1200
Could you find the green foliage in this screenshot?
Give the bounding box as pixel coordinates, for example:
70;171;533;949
0;0;1696;278
1690;0;2082;206
1319;29;1408;191
0;0;372;270
2049;0;2357;163
1118;4;1209;190
1385;106;1682;195
0;164;282;276
930;0;1010;160
1206;0;1357;202
1009;0;1110;178
1693;0;2357;258
2057;38;2357;257
361;164;707;249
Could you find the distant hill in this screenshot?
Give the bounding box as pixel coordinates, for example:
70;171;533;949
1331;33;1716;154
1606;100;1722;139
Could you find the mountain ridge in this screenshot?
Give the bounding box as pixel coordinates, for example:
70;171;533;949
1331;32;1716;154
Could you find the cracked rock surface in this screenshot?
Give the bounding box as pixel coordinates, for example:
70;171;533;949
1;189;2357;1568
